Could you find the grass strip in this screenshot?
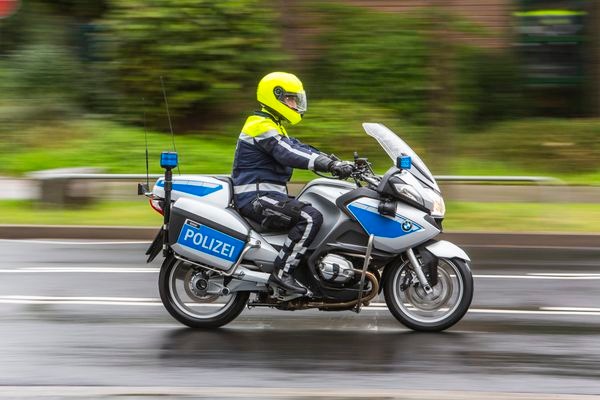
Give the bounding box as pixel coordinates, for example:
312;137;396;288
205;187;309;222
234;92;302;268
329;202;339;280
0;200;598;233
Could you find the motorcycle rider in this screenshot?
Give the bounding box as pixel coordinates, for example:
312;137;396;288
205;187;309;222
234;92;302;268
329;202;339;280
232;72;353;294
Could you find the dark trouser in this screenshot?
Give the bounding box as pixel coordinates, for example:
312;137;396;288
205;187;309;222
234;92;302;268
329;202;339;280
239;193;323;276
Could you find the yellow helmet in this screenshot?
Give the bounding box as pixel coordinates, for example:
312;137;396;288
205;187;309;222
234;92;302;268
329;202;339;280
257;72;307;125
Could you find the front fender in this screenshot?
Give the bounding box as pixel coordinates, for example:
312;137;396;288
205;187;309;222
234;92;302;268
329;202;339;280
424;240;471;262
379;240;471;293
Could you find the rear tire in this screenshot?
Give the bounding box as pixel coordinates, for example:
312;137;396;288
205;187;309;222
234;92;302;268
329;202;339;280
159;256;249;329
384;257;473;332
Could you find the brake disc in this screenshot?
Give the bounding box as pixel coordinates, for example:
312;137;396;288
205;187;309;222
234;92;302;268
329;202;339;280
406;267;453;311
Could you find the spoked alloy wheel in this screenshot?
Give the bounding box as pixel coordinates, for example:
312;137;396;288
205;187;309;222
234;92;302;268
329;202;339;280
384;257;473;332
159;256;249;328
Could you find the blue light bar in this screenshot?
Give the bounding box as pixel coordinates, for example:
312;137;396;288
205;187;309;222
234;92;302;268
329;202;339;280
397;155;412;170
160;151;178;169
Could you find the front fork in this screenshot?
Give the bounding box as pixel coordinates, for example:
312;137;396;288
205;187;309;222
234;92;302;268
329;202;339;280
405;248;433;294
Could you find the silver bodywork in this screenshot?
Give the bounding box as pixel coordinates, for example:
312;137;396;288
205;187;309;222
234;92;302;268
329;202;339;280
154;124;470;292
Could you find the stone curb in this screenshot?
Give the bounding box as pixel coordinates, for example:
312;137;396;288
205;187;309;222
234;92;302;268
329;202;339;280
0;225;598;247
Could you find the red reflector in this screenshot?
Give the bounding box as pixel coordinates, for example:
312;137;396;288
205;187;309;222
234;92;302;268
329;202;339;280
149;198;164;215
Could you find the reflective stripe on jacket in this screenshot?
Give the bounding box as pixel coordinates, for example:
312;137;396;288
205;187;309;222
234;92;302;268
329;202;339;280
231;111;320;209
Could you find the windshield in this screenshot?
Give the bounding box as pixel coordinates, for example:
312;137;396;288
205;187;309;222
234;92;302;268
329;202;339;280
363;123;439;191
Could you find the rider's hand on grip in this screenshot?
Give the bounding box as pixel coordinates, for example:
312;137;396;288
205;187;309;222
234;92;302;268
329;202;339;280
330;161;354;179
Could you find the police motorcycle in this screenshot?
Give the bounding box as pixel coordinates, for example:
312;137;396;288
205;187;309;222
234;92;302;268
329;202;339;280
141;123;473;332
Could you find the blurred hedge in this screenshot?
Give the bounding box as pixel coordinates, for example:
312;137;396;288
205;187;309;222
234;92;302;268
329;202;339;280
293;100;426;168
0;100;424;175
455;47;525;129
97;0;284;127
307;2;525;130
462;119;600;173
0;2;90;132
308;4;435;125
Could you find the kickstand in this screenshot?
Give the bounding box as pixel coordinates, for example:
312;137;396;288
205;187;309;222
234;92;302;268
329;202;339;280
354;234;374;314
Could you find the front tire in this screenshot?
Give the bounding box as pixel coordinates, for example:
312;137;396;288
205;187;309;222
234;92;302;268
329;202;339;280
159;256;249;329
384;257;473;332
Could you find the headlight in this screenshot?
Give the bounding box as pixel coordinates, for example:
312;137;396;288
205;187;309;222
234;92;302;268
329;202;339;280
426;188;446;218
393;183;424;206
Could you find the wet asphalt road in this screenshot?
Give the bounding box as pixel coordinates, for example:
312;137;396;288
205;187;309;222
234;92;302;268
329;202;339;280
0;239;600;399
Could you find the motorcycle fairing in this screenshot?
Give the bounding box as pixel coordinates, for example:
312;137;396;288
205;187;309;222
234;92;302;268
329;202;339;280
346;197;439;253
346;201;423;238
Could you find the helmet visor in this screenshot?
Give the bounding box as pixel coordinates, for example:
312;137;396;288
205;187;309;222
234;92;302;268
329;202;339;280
295;91;307;113
279;90;307;114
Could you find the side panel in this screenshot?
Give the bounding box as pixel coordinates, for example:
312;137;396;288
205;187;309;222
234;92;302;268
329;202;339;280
172;197;249;237
244;231;279;271
169;197;250;270
346;197;439;254
172;219;245;270
296;181;355;247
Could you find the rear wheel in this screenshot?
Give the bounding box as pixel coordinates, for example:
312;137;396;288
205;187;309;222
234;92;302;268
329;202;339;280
384;257;473;332
159;256;249;329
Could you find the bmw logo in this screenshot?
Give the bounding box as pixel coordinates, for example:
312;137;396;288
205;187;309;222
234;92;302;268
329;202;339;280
401;221;413;232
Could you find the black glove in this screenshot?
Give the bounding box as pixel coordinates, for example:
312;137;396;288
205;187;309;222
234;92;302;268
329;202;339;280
313;155;353;179
330;161;354;179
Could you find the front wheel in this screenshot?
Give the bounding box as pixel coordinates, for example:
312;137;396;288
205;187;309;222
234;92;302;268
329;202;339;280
159;256;249;329
384;257;473;332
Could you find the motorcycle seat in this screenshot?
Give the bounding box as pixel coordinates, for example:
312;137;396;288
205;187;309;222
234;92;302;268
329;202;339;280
243;216;284;235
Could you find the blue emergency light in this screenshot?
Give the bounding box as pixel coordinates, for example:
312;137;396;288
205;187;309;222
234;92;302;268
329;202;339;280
397;155;412;170
160;151;178;169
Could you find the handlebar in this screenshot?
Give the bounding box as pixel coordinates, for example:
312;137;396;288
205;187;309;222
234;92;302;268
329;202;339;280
313;154;380;189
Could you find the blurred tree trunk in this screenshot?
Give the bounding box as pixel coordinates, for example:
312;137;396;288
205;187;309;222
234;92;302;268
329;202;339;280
427;3;457;173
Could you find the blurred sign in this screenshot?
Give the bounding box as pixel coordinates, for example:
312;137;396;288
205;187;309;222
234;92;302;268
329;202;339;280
515;7;587;87
0;0;19;18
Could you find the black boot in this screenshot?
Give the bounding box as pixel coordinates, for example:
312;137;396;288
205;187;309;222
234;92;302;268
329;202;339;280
269;268;307;295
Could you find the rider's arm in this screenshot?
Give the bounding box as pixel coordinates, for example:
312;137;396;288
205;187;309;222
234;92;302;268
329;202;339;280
288;136;321;155
254;130;330;171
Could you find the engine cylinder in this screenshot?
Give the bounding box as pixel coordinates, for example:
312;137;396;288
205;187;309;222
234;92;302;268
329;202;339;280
318;254;355;283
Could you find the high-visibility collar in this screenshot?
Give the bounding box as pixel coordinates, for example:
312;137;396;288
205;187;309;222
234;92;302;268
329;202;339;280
254;109;288;137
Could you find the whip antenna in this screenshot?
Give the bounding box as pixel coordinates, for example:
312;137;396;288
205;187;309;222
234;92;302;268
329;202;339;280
142;97;150;188
160;76;181;175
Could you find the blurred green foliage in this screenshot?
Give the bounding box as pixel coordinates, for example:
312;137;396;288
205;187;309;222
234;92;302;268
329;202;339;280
462;119;600;173
0;100;415;175
97;0;284;127
293;100;426;163
0;2;83;122
455;47;525;129
0;0;597;183
2;199;600;232
1;115;598;184
309;4;435;125
308;3;524;129
0;43;85;106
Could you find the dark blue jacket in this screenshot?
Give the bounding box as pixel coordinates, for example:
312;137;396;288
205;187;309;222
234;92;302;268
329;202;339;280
231;111;320;209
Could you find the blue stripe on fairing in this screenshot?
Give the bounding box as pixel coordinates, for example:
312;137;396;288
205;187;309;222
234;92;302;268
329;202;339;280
156;180;222;197
347;203;423;238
